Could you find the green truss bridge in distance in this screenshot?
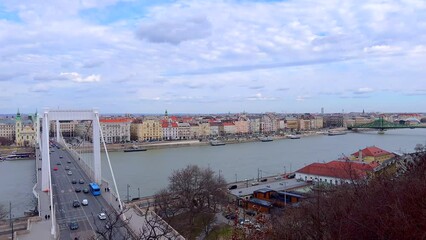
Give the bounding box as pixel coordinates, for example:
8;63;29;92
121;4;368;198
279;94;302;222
347;117;426;131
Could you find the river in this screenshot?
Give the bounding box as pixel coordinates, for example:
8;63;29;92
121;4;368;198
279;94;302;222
1;128;425;216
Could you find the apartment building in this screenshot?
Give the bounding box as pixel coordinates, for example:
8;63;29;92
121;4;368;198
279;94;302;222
99;118;131;143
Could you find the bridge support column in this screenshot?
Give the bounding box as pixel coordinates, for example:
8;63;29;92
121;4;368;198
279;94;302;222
93;111;101;184
41;111;50;192
56;120;60;142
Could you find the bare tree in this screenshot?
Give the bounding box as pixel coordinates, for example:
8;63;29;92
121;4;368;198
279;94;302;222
90;207;133;240
155;165;227;238
135;205;179;240
262;152;426;240
0;204;7;219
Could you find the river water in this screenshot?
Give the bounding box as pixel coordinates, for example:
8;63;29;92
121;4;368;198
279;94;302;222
1;129;425;216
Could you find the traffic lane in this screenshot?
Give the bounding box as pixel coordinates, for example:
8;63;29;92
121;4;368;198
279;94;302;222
56;148;116;235
54;145;127;239
51;149;96;238
61;148;128;238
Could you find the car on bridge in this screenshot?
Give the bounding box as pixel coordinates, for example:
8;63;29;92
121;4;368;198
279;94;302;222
98;213;106;220
69;221;79;230
72;200;80;208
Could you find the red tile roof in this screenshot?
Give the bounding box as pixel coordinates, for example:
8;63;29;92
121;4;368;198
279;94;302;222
223;122;235;126
352;146;393;158
100;118;132;123
296;160;374;179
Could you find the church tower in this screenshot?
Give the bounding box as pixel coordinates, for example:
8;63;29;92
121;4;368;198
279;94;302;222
15;109;22;145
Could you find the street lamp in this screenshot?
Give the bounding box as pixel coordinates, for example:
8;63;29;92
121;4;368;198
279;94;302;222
126;184;131;202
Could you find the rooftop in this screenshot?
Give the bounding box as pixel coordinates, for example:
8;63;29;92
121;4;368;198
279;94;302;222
352;146;393;158
296;160;375;180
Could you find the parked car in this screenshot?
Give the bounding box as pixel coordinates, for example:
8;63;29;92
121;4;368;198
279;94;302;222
75;188;81;193
83;188;89;194
228;185;238;190
59;156;63;159
224;213;236;220
57;162;61;165
67;160;71;164
260;178;268;182
53;166;58;171
251;182;259;186
79;179;85;184
65;166;70;170
71;179;77;184
286;173;295;179
67;171;72;175
81;199;88;206
246;210;256;216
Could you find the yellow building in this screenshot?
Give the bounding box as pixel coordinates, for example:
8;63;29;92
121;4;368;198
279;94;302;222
350;146;395;164
15;110;38;147
198;122;211;137
286;119;299;131
132;119;162;141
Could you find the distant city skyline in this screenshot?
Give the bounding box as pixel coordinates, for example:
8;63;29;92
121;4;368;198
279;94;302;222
1;0;425;113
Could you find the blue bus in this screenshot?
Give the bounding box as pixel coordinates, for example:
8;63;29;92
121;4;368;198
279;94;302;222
89;183;101;196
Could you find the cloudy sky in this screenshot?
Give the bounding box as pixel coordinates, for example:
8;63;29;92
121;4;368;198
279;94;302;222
0;0;425;114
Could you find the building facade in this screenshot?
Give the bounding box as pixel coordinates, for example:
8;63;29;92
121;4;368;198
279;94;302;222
0;119;15;142
99;118;131;143
15;111;38;147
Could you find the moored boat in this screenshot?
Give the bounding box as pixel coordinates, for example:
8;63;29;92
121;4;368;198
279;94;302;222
287;135;300;139
328;130;347;136
259;136;273;142
123;145;147;152
210;140;226;146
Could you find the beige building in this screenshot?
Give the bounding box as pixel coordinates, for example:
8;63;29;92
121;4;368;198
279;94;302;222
234;119;249;134
177;122;191;139
312;116;324;129
131;119;162;141
285;118;299;131
248;117;261;133
0;119;15;142
298;119;312;130
50;120;78;137
15;111;38;147
189;123;200;139
198;123;211;137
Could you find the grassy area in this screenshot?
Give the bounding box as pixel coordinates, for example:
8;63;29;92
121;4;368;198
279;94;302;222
168;212;215;240
206;224;233;240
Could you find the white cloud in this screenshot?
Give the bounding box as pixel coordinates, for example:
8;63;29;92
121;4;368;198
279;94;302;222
1;0;426;113
246;93;276;101
354;87;374;94
60;72;101;83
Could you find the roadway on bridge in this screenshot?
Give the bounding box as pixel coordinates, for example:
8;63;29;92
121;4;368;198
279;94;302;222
49;143;125;239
